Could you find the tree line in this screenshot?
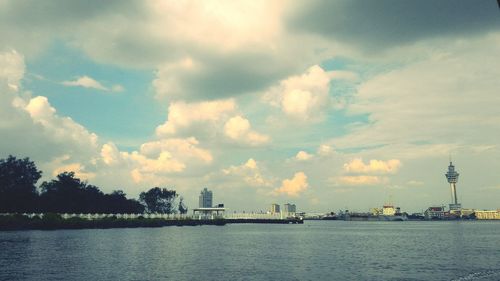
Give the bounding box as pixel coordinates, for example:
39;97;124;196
0;155;188;214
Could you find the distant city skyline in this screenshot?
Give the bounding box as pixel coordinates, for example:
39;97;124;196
1;1;500;213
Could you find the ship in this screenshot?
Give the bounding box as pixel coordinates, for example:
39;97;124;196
377;205;408;221
321;212;338;220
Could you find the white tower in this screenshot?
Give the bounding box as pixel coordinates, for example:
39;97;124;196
445;161;461;210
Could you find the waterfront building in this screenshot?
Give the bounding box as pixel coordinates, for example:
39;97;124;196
199;188;213;208
445;161;462;211
270;203;280;214
283;203;296;218
424;206;446;220
283;203;296;213
475;210;500;220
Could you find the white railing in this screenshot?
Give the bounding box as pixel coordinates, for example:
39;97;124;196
224;212;297;219
1;212;298;220
0;213;192;220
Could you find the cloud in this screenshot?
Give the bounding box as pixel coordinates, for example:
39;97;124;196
62;76;106;90
330;158;400;187
344;158;402;174
295;151;313;161
62;75;124;92
52;162;96;180
24;96;99;149
332;34;500;151
287;0;500;53
222;158;273;187
156;100;268;146
263;65;332;122
100;142;120;166
289;144;334;162
126;151;185;174
0;51;104;185
0;50;24;91
317;144;334;156
273;172;309;197
110;84;125;92
0;1;310;103
156;99;236;137
407;180;424;186
337;175;387;186
99;137;214;185
100;137;213;183
152;53;292;101
139;137;213;164
223;116;270;146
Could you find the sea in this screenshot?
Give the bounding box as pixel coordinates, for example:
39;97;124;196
1;220;500;281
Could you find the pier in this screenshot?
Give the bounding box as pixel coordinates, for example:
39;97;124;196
0;213;303;231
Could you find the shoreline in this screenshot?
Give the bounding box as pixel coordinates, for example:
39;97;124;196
0;214;303;231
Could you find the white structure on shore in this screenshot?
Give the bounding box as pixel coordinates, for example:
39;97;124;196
270;203;280;214
446;161;461;211
283;203;296;217
199;188;213;208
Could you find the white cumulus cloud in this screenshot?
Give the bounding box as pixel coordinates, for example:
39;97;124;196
337;175;388;186
62;75;124;92
295;151;313;161
223;116;270;146
156;99;236;136
344;158;402;174
272;172;309;197
222;158;272;187
263;65;332;122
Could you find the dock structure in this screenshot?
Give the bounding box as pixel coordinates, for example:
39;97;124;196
225;218;303;224
192;207;226;220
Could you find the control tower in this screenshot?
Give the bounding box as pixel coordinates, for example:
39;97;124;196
445;161;461;211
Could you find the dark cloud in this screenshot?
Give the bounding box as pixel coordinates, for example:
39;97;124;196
0;0;143;26
0;0;148;59
154;50;298;101
288;0;500;52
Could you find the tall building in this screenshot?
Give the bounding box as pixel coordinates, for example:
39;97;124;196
199;188;213;208
445;161;461;211
270;203;280;214
283;203;296;213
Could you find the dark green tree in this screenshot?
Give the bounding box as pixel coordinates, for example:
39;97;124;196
139;187;177;214
40;172;145;214
0;155;42;212
39;172;99;213
103;190;145;213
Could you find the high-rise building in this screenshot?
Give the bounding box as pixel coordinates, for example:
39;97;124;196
283;203;296;214
199;188;213;208
445;161;461;211
270;203;280;214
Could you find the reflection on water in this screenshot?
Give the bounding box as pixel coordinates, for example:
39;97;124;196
1;221;500;281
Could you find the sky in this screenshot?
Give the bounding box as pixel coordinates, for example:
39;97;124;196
1;0;500;213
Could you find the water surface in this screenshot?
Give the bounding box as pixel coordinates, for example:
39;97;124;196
1;221;500;281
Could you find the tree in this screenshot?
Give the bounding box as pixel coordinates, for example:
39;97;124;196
139;187;177;214
0;155;42;212
39;172;98;213
178;196;188;214
39;172;147;214
103;190;144;214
